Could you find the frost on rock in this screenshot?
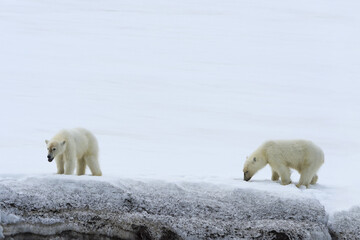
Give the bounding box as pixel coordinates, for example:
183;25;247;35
0;177;331;239
328;206;360;239
0;210;20;239
0;212;20;224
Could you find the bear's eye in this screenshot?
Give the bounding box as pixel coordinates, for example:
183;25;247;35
52;148;56;151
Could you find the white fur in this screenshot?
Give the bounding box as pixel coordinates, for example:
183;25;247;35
243;140;324;188
45;128;102;176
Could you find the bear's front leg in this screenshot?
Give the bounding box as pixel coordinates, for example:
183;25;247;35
55;156;64;174
76;157;86;176
277;166;292;185
64;158;76;175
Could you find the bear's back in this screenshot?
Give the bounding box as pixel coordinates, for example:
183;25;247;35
263;139;324;166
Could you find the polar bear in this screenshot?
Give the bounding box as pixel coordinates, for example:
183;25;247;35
45;128;102;176
243;140;324;188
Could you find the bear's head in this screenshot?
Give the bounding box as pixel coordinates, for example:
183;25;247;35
45;140;66;162
243;154;267;181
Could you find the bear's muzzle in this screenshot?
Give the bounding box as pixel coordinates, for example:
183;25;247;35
244;173;251;181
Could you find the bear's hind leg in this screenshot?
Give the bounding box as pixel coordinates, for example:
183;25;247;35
296;174;311;188
310;174;318;185
76;157;86;175
296;170;316;188
85;155;102;176
297;160;322;188
271;169;279;181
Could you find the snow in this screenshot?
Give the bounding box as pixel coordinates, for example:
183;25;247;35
0;0;360;232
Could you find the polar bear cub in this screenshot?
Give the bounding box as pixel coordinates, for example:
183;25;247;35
243;140;324;188
45;128;102;176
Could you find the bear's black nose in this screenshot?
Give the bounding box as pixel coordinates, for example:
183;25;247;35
47;155;51;159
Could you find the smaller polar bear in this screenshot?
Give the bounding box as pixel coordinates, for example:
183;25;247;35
45;128;102;176
243;140;324;188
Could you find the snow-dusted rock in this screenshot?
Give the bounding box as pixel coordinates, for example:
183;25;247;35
0;176;331;239
0;211;21;238
328;206;360;239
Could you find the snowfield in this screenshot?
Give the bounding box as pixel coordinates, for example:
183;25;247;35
1;0;360;238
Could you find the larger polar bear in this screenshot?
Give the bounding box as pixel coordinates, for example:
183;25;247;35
45;128;102;176
243;140;324;188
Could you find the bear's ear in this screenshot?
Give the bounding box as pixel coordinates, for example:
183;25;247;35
45;140;49;145
253;157;256;162
61;140;66;146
